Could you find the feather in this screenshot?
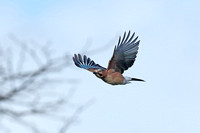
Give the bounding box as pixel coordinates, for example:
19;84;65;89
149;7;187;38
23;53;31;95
107;31;140;73
73;54;106;72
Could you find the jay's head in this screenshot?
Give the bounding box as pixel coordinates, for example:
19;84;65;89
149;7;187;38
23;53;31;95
93;69;104;79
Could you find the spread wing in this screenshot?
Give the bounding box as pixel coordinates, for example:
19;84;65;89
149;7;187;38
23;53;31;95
73;54;106;72
107;31;140;73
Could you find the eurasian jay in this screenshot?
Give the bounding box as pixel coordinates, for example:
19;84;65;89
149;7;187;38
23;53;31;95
73;31;144;85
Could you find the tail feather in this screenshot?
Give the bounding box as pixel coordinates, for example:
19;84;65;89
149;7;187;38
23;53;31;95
124;76;145;82
131;78;145;82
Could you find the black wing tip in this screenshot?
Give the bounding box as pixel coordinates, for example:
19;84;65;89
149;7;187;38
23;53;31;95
126;30;135;36
73;53;84;66
73;53;87;59
72;54;81;67
135;40;140;46
125;30;132;34
123;30;135;37
117;31;138;47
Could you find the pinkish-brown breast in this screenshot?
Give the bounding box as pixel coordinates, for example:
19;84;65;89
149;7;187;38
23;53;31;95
104;71;125;85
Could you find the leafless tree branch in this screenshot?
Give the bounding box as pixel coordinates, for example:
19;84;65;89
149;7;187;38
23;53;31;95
0;34;111;133
59;99;95;133
0;35;95;133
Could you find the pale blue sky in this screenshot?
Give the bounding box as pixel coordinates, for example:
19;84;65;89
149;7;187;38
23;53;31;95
0;0;200;133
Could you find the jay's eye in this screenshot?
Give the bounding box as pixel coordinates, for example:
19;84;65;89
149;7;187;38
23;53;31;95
98;73;102;76
96;73;103;78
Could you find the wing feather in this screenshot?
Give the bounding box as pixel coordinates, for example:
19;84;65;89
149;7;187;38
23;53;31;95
107;31;140;73
73;54;106;72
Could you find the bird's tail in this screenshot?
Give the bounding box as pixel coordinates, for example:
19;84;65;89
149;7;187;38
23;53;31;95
125;76;145;82
131;78;145;82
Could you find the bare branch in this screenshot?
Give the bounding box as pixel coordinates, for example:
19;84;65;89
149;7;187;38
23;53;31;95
0;34;107;133
0;36;78;133
80;35;117;55
59;99;95;133
9;115;40;133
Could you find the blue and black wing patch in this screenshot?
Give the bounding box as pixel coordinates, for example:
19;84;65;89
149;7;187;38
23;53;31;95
73;54;106;72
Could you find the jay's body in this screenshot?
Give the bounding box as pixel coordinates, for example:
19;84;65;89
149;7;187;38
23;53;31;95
73;31;144;85
94;69;125;85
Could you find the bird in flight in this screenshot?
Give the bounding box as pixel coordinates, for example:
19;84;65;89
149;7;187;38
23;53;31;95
73;31;144;85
